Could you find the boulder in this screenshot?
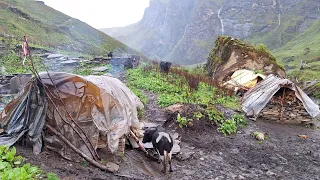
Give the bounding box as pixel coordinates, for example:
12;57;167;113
47;54;65;59
91;66;109;72
206;36;286;83
60;60;79;66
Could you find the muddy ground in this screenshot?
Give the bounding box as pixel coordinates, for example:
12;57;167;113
15;87;320;180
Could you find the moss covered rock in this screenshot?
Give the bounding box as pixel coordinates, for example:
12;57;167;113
206;36;286;83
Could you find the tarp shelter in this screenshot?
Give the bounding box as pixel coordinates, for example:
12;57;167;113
0;72;143;171
242;74;320;121
223;69;265;91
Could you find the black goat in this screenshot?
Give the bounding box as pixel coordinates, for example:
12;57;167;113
142;128;173;173
108;52;113;58
160;61;172;74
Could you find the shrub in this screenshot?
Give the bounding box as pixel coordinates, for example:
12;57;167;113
218;119;237;136
232;114;247;126
256;43;269;54
206;108;224;125
0;146;59;179
176;113;192;128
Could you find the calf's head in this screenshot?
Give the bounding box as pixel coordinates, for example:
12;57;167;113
142;128;157;143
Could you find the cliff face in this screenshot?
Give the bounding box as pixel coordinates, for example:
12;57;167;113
101;0;320;65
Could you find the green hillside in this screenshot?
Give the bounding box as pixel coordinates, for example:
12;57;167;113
246;0;320;82
0;0;131;55
272;19;320;81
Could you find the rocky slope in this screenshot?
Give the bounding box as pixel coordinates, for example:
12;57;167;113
101;0;320;66
0;0;134;56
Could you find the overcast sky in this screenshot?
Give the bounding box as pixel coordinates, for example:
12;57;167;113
41;0;150;29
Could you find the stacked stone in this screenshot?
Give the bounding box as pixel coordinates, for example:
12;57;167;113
260;90;312;124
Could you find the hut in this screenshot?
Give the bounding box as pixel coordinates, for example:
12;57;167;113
242;74;320;124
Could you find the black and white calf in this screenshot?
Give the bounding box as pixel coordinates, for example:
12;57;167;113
142;128;173;173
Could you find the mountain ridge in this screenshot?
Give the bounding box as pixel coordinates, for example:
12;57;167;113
0;0;136;56
101;0;320;74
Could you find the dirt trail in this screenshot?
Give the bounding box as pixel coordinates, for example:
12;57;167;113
14;82;320;180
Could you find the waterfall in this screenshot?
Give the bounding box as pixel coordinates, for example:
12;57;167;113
273;0;281;32
218;6;224;35
273;13;281;32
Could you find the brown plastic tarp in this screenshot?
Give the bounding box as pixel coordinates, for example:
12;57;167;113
0;72;143;162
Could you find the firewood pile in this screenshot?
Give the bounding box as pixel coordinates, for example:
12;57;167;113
260;89;312;124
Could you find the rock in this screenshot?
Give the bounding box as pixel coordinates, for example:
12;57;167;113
106;162;119;172
172;143;181;154
276;154;288;165
261;164;268;171
182;169;195;176
206;36;286;81
253;132;265;141
266;170;276;176
47;54;64;59
91;66;110;72
238;175;245;180
231;148;239;154
60;60;79;66
80;60;90;63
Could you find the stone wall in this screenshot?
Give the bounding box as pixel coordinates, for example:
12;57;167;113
260;90;312;124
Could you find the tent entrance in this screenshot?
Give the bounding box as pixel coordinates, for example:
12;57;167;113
260;87;312;124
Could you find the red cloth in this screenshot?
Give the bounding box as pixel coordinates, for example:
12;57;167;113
22;36;30;58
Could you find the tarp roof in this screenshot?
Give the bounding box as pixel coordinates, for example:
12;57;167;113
0;72;143;164
242;74;320;118
223;69;266;89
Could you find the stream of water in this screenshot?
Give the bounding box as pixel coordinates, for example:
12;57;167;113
218;6;225;35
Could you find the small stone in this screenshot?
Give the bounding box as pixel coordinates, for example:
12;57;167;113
219;152;223;155
200;157;205;161
266;170;276;176
239;175;245;179
261;164;268;171
182;169;195;176
231;148;239;154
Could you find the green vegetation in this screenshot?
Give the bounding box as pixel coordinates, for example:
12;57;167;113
0;53;45;75
206;108;224;125
248;16;320;82
126;64;246;136
0;146;59;180
218;114;247;136
193;111;204;120
126;67;239;109
218;119;237;136
176;113;192;128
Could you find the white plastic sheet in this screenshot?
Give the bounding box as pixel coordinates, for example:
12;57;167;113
242;74;320;118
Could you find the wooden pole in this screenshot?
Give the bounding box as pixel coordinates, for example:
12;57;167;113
279;88;286;123
46;124;118;173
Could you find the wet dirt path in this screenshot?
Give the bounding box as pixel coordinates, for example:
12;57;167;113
12;72;320;180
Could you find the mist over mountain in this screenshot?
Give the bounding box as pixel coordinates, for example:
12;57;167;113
101;0;320;67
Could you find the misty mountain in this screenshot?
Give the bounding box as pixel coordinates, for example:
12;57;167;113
101;0;320;67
